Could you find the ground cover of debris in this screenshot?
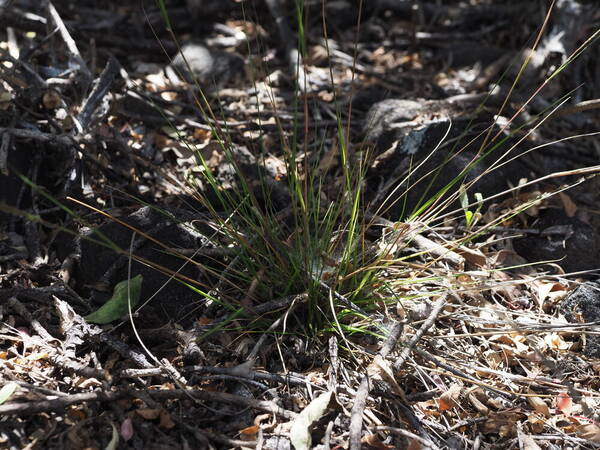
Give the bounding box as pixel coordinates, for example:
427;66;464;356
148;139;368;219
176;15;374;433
1;1;600;449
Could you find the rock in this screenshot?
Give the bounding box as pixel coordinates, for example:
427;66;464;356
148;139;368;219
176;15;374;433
169;42;244;89
438;41;506;69
560;281;600;357
364;106;530;219
362;98;423;145
513;209;599;274
78;206;213;326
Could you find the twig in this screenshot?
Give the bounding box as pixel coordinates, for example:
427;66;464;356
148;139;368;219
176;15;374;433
77;56;120;130
92;332;155;369
373;426;440;450
0;125;11;175
0;388;297;419
119;365;322;390
247;293;307;360
47;2;92;86
393;294;448;371
414;348;515;400
315;279;369;315
372;216;465;267
8;297;109;380
7;297;57;342
349;321;403;450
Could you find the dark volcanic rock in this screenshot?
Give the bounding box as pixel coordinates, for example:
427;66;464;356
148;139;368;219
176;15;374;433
560;281;600;357
78;206;212;326
364;106;530;219
513;209;600;274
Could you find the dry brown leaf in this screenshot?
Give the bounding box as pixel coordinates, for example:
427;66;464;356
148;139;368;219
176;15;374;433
456;246;487;267
136;408;161;420
483;411;523;436
438;384;462;411
239;425;260;440
559;192;577;217
527;396;550;418
159;410;176;429
527;413;545;434
577;423;600;442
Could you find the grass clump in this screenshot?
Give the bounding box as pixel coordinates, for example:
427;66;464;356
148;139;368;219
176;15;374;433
150;0;600;348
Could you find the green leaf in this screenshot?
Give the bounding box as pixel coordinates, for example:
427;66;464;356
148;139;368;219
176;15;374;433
465;210;474;226
0;382;18;405
85;275;143;324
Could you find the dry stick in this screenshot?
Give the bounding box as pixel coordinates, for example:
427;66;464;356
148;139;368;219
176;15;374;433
546;98;600;120
7;297;109;381
370;215;464;268
77;55;120;130
348;321;403;450
0;387;297;419
413;348;515;400
247;293;307;361
374;426;440;450
120;365;321;390
92;332;154;369
47;2;92;86
393;294;448;371
0;127;73;146
0;128;11;174
315;279;369;316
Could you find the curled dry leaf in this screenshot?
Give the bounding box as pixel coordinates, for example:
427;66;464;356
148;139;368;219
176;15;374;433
290;391;340;450
438;384;462;411
527;396;550;418
543;333;571;351
577;423;600;442
239;425;260;441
